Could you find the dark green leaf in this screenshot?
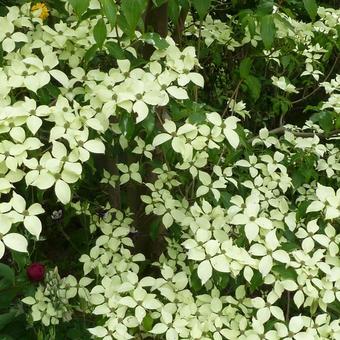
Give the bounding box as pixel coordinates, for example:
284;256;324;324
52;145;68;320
83;44;98;64
256;0;274;15
36;87;50;105
319;112;333;132
0;264;14;290
220;191;233;209
281;242;299;252
0;311;16;331
81;9;101;21
0;287;17;309
143;32;169;49
189;110;205;123
142;110;155;136
152;0;168;6
292;170;305;189
312;111;334;132
239;57;253;79
190;269;203;292
244;75;261;102
69;0;90;17
168;0;180;23
116;12;130;36
303;0;318;21
46;83;60;98
11;251;27;272
120;0;147;37
149;217;161;241
246;15;256;37
100;0;117;28
192;0;212;20
336;115;340;129
250;271;263;293
94;18;107;48
212;272;230;290
119;111;135;140
105;41;125;59
272;265;297;280
260;14;276;50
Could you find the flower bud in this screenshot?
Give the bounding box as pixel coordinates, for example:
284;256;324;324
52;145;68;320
27;263;45;282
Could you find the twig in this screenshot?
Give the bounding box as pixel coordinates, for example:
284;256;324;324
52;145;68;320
257;126;340;139
291;55;339;105
286;291;290;321
155;107;164;125
222;79;242;117
58;224;82;254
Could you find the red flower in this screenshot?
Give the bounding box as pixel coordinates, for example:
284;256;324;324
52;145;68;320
26;263;45;282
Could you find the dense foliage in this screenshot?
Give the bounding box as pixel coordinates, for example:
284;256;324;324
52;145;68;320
0;0;339;339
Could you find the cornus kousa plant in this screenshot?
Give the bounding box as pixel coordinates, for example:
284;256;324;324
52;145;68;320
0;0;339;339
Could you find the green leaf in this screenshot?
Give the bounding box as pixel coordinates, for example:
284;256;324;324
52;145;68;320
119;111;135;140
303;0;318;21
168;0;180;23
94;18;107;49
260;14;276;50
149;217;161;241
100;0;117;28
319;112;333;132
212;272;230;290
81;9;101;21
281;242;299;252
0;264;15;291
0;311;16;331
152;0;168;6
83;44;98;65
190;269;203;292
292;170;305;189
142;110;155;136
272;265;297;280
143;32;169;49
256;0;274;15
311;111;334;132
106;41;125;59
142;314;154;331
241;15;256;37
69;0;90;17
244;75;261;102
120;0;147;37
11;251;27;272
192;0;212;20
36;87;50;105
250;271;263;293
239;57;252;79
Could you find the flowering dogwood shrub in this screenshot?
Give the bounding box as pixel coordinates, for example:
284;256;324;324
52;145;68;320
0;0;339;339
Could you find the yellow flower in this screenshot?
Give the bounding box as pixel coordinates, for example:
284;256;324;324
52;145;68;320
31;2;49;21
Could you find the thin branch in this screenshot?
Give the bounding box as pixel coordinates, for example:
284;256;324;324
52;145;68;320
222;79;242;117
263;127;340;139
285;291;290;322
291;55;339;105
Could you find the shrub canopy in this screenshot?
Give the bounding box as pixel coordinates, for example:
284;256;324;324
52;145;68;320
0;0;339;339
